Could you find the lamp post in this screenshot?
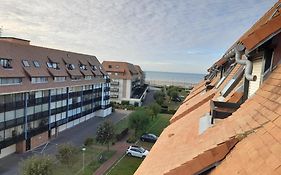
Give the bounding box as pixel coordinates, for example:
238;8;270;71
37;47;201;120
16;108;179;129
82;147;86;172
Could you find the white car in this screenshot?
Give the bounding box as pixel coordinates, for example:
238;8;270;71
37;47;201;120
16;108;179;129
126;145;149;158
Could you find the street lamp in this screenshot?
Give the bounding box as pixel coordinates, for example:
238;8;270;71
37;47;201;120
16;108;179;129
82;147;86;172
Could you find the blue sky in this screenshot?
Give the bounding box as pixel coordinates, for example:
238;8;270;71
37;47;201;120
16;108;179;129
0;0;277;73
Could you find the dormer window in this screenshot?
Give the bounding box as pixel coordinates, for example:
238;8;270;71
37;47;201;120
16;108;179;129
0;58;12;69
47;62;52;68
33;61;40;68
80;64;87;70
22;60;30;67
92;65;97;71
99;66;103;70
66;63;75;70
47;62;60;70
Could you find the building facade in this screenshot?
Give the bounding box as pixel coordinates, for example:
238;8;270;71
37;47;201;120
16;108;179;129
102;61;147;106
0;37;111;158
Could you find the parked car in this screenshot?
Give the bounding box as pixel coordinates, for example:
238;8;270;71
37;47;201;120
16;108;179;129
140;133;158;143
126;145;149;158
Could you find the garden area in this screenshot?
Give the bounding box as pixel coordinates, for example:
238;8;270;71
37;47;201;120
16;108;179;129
153;85;191;112
107;113;172;175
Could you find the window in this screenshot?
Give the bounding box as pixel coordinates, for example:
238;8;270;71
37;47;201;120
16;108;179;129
80;64;87;70
31;77;48;84
47;62;59;69
47;62;52;68
66;63;75;70
33;61;40;68
54;77;66;82
116;65;119;69
22;60;30;67
115;73;118;76
71;76;82;81
221;66;245;97
0;78;22;85
109;65;112;68
85;76;92;80
92;65;97;71
0;58;12;69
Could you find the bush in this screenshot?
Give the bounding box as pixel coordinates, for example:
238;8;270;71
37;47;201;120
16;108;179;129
21;155;54;175
56;144;78;167
126;135;137;143
116;128;129;141
121;101;130;105
84;137;94;146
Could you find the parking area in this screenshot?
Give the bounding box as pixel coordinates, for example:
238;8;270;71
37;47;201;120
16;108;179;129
0;109;131;175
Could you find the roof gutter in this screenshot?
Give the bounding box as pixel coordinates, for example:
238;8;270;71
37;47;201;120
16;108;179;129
223;44;256;81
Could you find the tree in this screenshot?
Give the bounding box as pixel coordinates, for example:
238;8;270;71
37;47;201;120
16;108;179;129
153;91;165;106
128;109;150;137
56;143;78;167
170;90;179;100
96;120;115;151
21;155;54;175
149;103;161;120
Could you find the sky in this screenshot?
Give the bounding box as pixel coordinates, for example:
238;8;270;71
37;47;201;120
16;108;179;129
0;0;277;74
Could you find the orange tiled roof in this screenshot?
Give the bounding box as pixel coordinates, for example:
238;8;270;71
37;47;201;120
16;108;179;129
240;0;281;51
136;65;281;175
102;61;138;80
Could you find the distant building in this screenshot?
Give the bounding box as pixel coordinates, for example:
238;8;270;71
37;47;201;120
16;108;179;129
0;37;111;159
136;1;281;175
102;61;147;106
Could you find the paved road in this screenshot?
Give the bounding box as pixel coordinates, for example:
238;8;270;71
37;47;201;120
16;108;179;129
142;87;161;106
0;110;131;175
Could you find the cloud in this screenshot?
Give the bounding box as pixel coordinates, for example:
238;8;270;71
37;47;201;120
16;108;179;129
0;0;277;73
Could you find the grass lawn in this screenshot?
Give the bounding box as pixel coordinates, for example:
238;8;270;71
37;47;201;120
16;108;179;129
147;113;172;136
53;145;116;175
107;156;143;175
114;116;129;134
107;114;172;175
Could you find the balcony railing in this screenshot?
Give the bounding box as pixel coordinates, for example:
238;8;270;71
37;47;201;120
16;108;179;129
111;81;119;86
110;88;119;92
110;94;119;98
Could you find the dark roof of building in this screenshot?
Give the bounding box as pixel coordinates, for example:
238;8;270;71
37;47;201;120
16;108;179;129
0;38;105;94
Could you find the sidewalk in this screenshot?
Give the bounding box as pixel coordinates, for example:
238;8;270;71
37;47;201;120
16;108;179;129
94;138;130;175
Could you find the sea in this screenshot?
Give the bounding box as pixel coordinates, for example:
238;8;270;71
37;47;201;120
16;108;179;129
145;71;205;85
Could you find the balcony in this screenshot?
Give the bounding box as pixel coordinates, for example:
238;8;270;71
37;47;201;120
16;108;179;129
111;81;119;86
105;78;111;83
110;94;119;98
110;88;119;92
104;87;110;92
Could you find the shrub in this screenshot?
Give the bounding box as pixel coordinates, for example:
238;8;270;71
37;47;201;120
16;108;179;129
116;128;129;141
21;155;54;175
84;137;94;146
56;144;78;167
121;101;130;105
126;135;137;143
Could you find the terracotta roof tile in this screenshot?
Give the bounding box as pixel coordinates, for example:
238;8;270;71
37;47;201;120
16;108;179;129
102;61;138;80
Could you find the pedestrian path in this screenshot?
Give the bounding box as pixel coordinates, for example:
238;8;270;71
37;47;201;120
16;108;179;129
94;138;130;175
